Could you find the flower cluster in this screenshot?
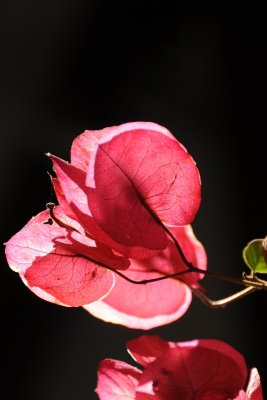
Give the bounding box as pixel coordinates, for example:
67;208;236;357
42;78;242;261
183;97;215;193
96;335;263;399
5;121;205;329
4;122;263;398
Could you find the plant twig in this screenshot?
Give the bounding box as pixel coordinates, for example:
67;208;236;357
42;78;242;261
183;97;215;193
46;202;267;302
191;286;258;308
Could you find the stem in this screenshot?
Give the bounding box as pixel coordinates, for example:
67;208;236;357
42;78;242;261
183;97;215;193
46;203;79;233
192;286;258;308
109;266;193;284
57;251;193;285
46;202;267;295
110;265;267;290
154;218;267;290
189;268;267;289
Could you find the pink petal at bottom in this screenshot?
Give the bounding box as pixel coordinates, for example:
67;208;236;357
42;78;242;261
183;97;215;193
83;269;192;329
95;359;141;400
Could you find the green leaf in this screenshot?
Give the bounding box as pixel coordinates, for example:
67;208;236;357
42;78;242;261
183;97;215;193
242;238;267;273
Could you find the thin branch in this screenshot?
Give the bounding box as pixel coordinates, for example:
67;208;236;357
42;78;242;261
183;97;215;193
155;218;267;290
110;265;267;291
109;266;193;284
46;202;79;233
46;202;267;295
192;286;258;308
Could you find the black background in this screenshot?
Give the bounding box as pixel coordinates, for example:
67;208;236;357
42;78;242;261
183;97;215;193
1;3;266;400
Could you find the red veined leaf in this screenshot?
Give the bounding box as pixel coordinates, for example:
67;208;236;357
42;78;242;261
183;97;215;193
96;336;253;400
134;339;247;399
5;211;116;306
85;123;201;248
50;154;164;259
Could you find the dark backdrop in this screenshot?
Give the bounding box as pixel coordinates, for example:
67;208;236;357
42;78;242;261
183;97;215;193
1;3;266;400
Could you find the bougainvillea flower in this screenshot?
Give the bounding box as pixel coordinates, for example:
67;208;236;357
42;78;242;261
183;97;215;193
95;335;263;400
5;122;204;326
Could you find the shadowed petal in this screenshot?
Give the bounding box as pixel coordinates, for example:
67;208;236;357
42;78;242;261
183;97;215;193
5;214;115;306
51;154;162;259
135;339;247;399
127;335;170;367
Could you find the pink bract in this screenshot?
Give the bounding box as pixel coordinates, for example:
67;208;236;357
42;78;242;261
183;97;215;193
96;335;263;400
5;122;203;328
84;224;207;329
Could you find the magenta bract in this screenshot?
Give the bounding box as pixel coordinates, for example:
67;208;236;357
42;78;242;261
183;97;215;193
5;121;204;328
96;335;263;399
84;224;207;329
